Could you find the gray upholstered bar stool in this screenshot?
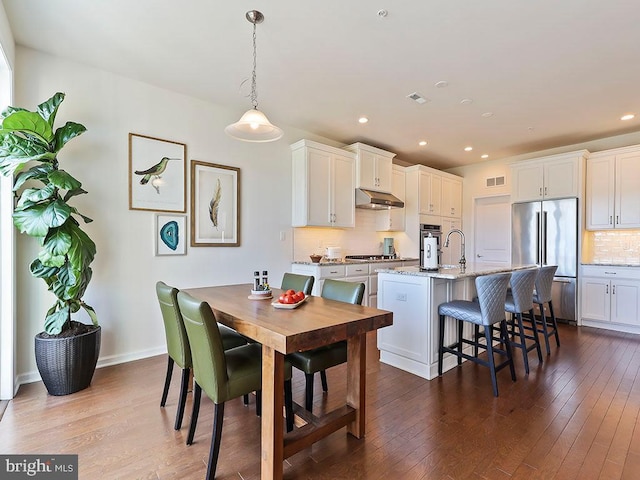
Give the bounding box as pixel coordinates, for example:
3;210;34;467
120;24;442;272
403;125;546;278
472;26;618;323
438;272;516;397
504;268;543;374
533;265;560;355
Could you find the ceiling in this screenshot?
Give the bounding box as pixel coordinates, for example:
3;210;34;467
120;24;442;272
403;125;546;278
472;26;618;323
3;0;640;169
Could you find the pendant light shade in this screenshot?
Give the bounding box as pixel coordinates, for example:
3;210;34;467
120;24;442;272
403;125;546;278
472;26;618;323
225;108;283;142
226;10;283;142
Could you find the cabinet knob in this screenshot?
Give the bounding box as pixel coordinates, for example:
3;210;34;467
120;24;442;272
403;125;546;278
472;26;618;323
606;285;609;294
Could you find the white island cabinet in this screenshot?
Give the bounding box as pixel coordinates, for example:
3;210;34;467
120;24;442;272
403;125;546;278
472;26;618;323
377;263;535;380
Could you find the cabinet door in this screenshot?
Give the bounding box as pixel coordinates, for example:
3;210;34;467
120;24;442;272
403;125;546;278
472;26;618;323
306;148;333;226
544;158;579;199
441;218;462;266
441;177;462;218
610;280;640;326
377;166;406;231
357;150;377;191
375;155;393;193
586;156;615;230
331;153;355;227
419;171;441;215
512;163;544;202
615;152;640;228
581;277;610;322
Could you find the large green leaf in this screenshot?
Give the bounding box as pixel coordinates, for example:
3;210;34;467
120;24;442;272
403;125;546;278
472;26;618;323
37;92;65;127
13;199;71;237
44;225;73;256
1;111;54;144
53;122;86;152
63;187;87;202
0;106;27;121
30;258;60;279
48;169;81;191
44;304;70;335
0;133;55;176
38;251;66;268
82;302;98;326
13;164;54;191
66;222;96;272
18;185;55;205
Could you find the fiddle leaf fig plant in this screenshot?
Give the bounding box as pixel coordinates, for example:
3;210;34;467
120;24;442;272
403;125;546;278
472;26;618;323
0;92;97;335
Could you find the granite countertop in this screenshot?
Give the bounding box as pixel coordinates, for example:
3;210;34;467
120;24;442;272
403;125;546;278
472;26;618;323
582;262;640;267
292;257;419;266
376;262;537;279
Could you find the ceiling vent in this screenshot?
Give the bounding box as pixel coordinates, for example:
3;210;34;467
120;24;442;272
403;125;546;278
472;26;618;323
485;176;506;188
407;92;429;104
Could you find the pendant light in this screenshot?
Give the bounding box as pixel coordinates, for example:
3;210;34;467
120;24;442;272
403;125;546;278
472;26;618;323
225;10;283;142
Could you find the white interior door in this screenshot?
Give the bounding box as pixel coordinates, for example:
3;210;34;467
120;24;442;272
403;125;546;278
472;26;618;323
474;195;511;263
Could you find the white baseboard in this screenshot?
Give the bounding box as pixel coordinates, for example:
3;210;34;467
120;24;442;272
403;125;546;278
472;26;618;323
16;346;167;388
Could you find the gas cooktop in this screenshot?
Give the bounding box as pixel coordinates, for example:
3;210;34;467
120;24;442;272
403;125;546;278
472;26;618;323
344;254;398;262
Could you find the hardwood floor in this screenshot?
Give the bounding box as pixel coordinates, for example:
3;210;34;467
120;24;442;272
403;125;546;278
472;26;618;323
2;324;640;479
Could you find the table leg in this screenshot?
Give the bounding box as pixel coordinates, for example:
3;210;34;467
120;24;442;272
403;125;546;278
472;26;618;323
261;345;284;480
346;333;366;438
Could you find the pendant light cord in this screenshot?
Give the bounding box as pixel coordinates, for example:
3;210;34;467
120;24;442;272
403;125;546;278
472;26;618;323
251;22;258;110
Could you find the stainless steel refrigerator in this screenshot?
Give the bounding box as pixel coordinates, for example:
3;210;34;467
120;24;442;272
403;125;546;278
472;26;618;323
511;198;578;322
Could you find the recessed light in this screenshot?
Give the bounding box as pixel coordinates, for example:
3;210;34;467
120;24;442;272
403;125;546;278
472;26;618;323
377;9;388;17
435;81;449;88
621;114;635;121
481;154;489;159
481;112;493;117
464;146;473;152
358;116;369;124
460;98;473;105
418;140;428;146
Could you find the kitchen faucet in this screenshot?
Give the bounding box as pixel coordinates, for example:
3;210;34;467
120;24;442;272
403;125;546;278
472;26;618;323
444;229;466;271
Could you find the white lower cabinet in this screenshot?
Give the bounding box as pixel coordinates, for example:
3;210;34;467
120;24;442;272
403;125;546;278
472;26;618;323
581;265;640;332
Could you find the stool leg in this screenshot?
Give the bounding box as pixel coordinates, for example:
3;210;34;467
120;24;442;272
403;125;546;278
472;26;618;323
457;319;463;366
500;320;516;382
304;373;314;412
438;314;446;376
484;325;499;397
474;325;480;357
174;367;190;430
320;370;329;392
529;308;543;363
537;301;552;355
515;313;530;374
161;357;174;407
187;382;202;445
548;300;560;347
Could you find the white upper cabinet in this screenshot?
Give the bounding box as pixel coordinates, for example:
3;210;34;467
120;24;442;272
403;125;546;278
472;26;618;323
511;150;587;203
441;176;462;218
418;170;442;215
586;146;640;230
346;143;395;193
377;164;406;231
291;140;356;228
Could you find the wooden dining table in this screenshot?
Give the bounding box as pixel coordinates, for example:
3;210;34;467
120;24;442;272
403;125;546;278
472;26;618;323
183;283;393;480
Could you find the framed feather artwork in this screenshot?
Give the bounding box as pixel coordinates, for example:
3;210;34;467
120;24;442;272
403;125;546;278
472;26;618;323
129;133;186;212
190;160;240;247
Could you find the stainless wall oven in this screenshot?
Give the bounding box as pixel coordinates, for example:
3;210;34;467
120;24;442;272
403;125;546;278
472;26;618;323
419;223;442;268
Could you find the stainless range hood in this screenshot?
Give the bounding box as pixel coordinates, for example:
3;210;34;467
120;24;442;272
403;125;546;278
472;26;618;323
355;188;405;209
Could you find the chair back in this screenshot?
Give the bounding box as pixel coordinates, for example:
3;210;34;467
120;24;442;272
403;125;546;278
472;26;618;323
475;272;511;325
321;279;365;305
281;273;315;295
176;291;229;404
534;265;558;303
508;268;538;312
156;281;191;369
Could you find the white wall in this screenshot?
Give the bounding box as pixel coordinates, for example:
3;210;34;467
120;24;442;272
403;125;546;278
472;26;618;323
13;46;337;383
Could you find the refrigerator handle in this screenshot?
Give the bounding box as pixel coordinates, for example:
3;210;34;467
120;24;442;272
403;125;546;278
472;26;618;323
536;211;541;264
543;210;548;265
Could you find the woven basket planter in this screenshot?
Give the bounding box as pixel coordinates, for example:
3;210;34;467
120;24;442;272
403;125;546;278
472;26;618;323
35;325;101;396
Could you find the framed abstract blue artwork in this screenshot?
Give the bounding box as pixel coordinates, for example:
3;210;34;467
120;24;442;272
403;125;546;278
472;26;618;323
155;214;187;255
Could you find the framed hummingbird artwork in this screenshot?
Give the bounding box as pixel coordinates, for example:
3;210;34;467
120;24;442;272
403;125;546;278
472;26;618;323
190;160;240;247
129;133;187;212
155;214;187;255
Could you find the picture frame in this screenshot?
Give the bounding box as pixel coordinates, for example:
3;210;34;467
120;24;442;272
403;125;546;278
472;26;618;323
155;214;187;256
129;133;186;212
190;160;240;247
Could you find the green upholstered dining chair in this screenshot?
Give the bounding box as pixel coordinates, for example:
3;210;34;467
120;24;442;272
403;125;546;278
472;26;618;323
156;281;247;431
287;278;365;412
177;291;294;480
281;272;315;296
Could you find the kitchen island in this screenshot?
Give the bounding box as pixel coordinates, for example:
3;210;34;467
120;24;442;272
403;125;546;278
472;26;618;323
376;263;535;380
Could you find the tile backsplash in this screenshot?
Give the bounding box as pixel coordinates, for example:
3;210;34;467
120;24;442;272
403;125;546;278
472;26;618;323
584;230;640;265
